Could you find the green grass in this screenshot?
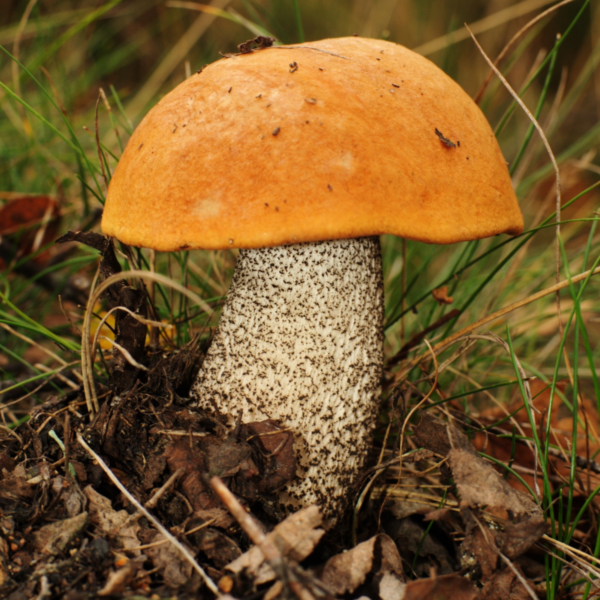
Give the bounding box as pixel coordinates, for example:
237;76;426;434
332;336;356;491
1;0;600;596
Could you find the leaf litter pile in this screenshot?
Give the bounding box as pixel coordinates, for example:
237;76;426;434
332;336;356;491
1;234;599;600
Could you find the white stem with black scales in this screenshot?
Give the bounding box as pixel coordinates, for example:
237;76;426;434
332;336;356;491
191;237;384;519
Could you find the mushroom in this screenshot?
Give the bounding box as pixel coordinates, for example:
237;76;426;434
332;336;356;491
101;37;523;521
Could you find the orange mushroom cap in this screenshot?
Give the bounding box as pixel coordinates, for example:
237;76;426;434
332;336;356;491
102;37;523;251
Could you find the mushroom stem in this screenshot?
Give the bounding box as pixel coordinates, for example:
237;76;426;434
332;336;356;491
191;237;384;519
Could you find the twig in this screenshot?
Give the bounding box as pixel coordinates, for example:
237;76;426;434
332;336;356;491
0;424;22;444
34;574;51;600
157;429;209;437
540;546;600;588
127;518;216;552
210;476;280;561
97;336;148;371
76;433;220;596
544;534;600;569
145;468;185;510
210;477;321;600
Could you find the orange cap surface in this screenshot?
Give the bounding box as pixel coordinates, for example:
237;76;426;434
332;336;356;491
102;37;523;251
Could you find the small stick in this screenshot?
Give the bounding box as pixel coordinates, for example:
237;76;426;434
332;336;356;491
77;433;220;596
145;468;184;509
156;429;209;437
210;476;280;562
128;518;216;551
210;477;319;600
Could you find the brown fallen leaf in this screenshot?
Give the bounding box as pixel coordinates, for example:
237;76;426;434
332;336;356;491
0;470;35;510
460;519;498;581
495;516;547;559
0;195;61;267
224;505;324;585
194;527;242;570
164;419;295;511
379;571;407;600
459;500;545;584
413;412;478;459
432;286;454;305
320;534;404;595
403;574;478;600
97;559;138;596
164;438;217;511
414;414;541;520
449;448;539;518
413;413;547;579
84;486;142;554
193;507;235;530
243;420;296;493
385;516;455;578
144;532;193;588
423;508;452;522
51;475;85;518
479;566;534;600
32;511;88;556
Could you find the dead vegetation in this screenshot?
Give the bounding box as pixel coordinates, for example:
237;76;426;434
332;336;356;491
1;233;599;599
